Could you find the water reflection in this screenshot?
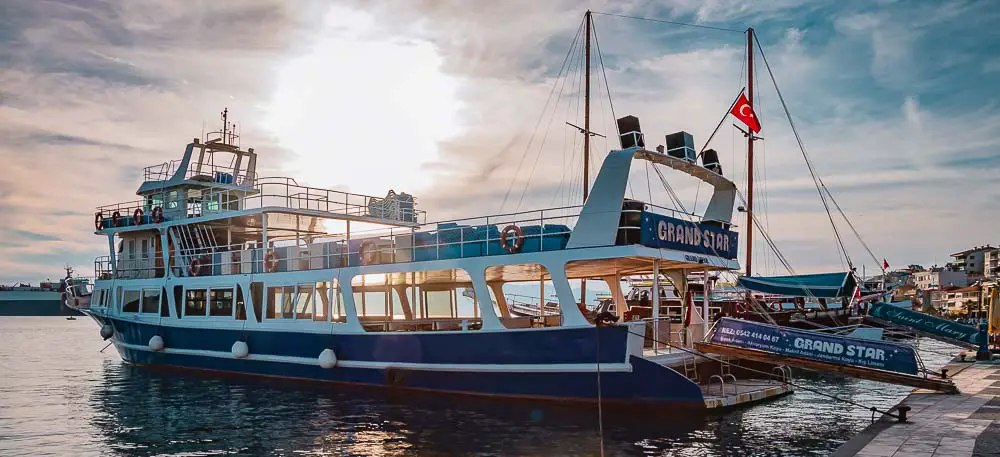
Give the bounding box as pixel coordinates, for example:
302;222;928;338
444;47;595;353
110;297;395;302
1;318;956;457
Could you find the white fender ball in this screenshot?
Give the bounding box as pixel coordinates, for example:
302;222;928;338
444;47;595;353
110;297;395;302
148;335;165;352
318;348;337;369
100;323;114;340
231;341;249;359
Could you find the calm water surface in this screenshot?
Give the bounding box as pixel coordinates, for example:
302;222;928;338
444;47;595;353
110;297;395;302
0;317;955;456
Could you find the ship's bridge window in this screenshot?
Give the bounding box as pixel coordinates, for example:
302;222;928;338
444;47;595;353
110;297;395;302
141;288;160;314
122;290;141;313
185;289;207;316
209;288;234;317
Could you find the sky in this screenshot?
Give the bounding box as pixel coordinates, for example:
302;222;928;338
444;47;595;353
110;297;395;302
0;0;998;283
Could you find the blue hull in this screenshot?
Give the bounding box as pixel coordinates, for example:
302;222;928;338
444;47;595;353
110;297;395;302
94;315;707;407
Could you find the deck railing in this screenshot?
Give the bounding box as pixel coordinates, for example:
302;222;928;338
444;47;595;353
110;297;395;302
94;176;426;228
93;202;710;279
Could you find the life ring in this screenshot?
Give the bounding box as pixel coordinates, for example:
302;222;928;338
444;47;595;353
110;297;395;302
358;241;378;265
111;211;122;227
264;251;279;272
769;302;781;312
189;258;202;276
736;303;748;314
151;206;163;223
133;208;144;225
94;212;104;230
500;225;524;253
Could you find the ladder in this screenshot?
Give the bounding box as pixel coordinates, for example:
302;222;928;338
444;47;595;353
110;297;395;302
682;356;699;383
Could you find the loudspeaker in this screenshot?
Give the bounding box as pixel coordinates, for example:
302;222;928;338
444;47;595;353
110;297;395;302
665;131;695;161
616;115;644;149
702;148;722;175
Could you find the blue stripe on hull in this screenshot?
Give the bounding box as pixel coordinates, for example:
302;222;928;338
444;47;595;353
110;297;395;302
99;316;706;406
117;347;705;406
105;317;629;364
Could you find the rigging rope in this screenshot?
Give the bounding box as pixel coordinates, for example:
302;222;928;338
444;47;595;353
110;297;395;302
751;35;855;272
499;19;584;213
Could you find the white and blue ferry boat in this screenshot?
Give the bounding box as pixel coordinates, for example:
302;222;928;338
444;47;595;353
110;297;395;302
83;112;792;410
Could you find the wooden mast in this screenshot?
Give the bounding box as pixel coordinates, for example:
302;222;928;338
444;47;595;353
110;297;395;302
581;10;592;308
745;28;755;277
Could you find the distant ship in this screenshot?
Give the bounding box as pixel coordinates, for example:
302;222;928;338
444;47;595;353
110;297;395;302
0;267;89;316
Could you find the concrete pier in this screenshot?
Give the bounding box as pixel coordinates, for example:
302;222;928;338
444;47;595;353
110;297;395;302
834;361;1000;457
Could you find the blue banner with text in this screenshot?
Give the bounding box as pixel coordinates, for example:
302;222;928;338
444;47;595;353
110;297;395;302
639;212;739;260
869;302;980;347
710;318;919;375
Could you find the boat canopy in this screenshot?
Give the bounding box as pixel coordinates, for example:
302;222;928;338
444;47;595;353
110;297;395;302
737;272;857;298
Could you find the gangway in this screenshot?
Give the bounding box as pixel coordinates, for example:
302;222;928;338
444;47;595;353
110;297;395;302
696;318;958;393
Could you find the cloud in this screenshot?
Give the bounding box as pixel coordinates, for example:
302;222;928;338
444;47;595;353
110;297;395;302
0;0;997;282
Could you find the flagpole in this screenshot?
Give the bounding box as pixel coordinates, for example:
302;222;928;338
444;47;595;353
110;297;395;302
581;11;592;310
745;27;755;277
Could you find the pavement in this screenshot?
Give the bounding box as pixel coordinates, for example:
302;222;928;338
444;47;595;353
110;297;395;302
833;360;1000;457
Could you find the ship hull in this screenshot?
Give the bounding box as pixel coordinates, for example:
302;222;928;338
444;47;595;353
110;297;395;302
91;313;708;408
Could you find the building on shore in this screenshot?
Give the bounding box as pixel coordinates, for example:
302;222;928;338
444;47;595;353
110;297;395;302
983;248;1000;278
912;268;968;291
947;245;995;280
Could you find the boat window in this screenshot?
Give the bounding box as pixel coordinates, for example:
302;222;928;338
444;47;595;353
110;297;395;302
116;287;122;310
315;280;344;322
141;288;160;314
295;284;313;319
486;264;560;327
141;239;149;260
457;287;478;318
185;289;207;316
265;286;296;319
281;286;294;318
209;288;233;317
123;290;140;313
160;287;170;317
235;285;247;320
167;191;178;209
250;282;263;323
425;290;452;318
173;285;183;318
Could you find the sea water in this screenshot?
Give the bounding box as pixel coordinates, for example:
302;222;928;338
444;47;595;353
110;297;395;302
0;317;954;456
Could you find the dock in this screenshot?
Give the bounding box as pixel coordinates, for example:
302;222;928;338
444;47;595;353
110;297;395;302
833;360;1000;457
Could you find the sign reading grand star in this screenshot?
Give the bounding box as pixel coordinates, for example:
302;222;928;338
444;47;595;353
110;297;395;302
730;90;761;133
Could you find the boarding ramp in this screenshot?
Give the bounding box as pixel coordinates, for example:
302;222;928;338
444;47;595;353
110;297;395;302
866;302;981;350
695;318;957;393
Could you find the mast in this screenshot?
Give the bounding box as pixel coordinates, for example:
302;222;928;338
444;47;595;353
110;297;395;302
581;10;592;307
744;27;755;277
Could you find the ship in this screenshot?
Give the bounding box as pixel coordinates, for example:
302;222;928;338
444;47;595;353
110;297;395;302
0;267;88;316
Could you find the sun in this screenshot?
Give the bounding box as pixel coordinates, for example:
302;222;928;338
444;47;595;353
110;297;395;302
263;6;461;199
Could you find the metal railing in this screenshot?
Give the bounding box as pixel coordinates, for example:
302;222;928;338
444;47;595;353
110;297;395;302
95;176;426;228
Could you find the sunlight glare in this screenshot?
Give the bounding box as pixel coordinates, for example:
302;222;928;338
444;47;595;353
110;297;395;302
264;6;461;198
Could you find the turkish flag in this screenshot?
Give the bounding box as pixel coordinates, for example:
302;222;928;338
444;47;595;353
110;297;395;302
883;259;889;270
730;91;761;133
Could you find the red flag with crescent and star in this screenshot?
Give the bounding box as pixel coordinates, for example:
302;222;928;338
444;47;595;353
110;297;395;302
730;90;761;133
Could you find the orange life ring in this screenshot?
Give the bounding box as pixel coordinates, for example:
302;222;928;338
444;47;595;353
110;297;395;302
358;241;378;265
111;211;122;227
151;206;163;223
264;251;279;272
500;225;524;253
133;208;144;225
189;258;202;276
94;212;104;230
